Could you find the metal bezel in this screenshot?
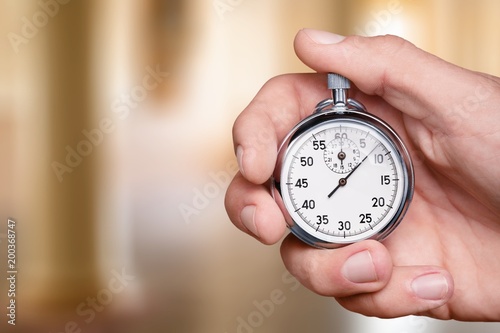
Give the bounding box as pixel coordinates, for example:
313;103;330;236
271;106;414;249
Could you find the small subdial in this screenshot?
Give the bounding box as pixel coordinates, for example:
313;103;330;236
323;138;361;173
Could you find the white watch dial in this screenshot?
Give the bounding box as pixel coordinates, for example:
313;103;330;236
275;115;412;248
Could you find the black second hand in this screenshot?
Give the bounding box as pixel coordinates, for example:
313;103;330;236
327;143;380;198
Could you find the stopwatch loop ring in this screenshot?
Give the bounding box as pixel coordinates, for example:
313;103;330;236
314;98;367;114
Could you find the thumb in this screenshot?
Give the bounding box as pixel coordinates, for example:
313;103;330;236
293;29;489;132
337;265;455;318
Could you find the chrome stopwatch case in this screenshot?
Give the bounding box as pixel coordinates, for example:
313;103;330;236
272;73;414;249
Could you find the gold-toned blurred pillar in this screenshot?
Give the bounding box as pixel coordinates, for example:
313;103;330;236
28;0;99;314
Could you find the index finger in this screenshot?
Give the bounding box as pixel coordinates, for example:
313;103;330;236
294;30;498;132
232;73;330;184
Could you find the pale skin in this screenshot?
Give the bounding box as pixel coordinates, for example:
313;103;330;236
225;29;500;321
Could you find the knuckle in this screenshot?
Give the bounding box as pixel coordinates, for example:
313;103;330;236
261;73;296;90
372;34;412;52
337;293;390;318
299;255;343;297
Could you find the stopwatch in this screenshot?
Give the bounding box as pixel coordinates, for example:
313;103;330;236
272;73;414;249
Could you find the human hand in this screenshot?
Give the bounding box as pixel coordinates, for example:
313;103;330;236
225;29;500;320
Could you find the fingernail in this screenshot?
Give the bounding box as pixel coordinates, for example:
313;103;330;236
240;205;259;237
341;250;378;283
236;145;245;177
411;273;449;300
302;29;346;45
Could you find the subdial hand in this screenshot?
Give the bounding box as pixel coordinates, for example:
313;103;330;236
338;142;345;167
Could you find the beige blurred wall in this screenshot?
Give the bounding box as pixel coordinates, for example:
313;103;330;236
1;1;500;332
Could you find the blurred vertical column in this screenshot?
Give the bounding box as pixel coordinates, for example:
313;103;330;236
479;0;500;75
21;0;100;320
0;0;50;327
90;0;177;287
434;0;500;75
90;0;137;281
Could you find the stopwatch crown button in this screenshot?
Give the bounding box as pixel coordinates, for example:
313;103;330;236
328;73;350;90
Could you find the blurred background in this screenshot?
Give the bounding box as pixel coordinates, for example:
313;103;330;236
1;0;500;332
